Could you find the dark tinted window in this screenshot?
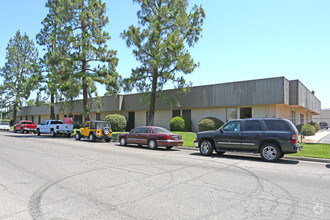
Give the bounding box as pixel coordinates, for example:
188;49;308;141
244;120;261;131
50;120;63;124
22;121;32;124
223;121;241;132
182;110;191;120
172;110;180;118
141;128;152;133
264;120;291;131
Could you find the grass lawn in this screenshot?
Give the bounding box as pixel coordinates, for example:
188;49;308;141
172;131;196;147
292;144;330;159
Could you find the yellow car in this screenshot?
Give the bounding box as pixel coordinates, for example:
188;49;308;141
75;121;112;142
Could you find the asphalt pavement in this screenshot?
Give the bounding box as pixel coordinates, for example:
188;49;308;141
0;131;329;219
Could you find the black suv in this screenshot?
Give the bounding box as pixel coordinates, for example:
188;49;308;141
194;118;302;162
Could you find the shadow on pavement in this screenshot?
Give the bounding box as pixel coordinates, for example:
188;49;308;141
326;164;330;169
4;134;72;139
114;143;180;152
189;152;300;165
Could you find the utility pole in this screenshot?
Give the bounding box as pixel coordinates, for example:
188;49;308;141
0;99;3;121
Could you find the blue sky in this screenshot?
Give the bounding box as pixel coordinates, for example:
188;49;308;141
0;0;329;108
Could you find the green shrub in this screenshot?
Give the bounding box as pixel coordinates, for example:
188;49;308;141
302;124;316;136
1;119;11;122
198;117;224;132
309;122;320;132
104;114;127;131
74;124;83;129
295;124;303;133
170;116;192;131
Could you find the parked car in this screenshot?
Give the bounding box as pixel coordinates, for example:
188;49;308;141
13;120;37;134
117;126;183;150
194;118;303;162
0;122;10;131
319;122;328;129
37;120;74;137
75;121;112;142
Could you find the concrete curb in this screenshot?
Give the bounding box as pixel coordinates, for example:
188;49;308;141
176;146;330;163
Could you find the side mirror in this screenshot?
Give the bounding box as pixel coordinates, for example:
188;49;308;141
220;128;224;133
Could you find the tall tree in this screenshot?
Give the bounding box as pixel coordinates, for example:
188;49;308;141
0;31;39;123
121;0;205;126
37;0;77;120
64;0;120;122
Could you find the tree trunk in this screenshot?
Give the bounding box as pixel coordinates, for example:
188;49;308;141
81;4;89;123
82;79;89;123
148;74;158;126
50;93;55;120
13;107;17;124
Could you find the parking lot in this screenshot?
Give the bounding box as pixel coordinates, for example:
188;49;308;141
0;131;329;219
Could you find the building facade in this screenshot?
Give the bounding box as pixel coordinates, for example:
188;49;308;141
17;77;321;132
312;109;330;125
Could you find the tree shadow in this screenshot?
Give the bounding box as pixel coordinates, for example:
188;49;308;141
326;164;330;169
190;152;300;165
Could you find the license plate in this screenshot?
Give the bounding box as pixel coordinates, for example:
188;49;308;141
173;136;179;140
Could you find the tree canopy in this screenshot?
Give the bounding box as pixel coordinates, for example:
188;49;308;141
121;0;205;125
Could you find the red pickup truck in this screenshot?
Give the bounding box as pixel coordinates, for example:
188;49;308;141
13;120;37;134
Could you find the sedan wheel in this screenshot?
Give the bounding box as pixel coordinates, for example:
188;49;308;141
260;144;280;162
199;140;214;156
119;137;127;146
148;139;158;150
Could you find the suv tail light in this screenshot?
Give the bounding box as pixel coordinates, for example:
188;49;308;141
292;135;297;144
56;125;59;129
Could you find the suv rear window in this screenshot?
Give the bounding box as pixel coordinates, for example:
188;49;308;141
264;120;291;131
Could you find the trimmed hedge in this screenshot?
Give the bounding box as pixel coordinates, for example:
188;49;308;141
198;117;224;132
302;124;316;136
170;116;192;131
296;124;303;133
104;114;127;131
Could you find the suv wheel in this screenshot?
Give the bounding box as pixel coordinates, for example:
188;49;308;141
148;139;158;150
75;132;81;140
89;133;95;142
103;127;110;135
260;143;281;162
119;137;127;146
200;140;214;156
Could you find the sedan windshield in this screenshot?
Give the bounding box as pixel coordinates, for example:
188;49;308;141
22;122;32;124
153;127;171;134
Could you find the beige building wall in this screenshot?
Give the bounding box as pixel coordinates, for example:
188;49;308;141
154;110;172;130
135;111;147;127
191;107;226;132
313;110;330;125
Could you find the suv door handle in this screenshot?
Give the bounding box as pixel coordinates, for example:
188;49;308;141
256;134;262;137
235;133;241;136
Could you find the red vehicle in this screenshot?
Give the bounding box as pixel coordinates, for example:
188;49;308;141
13;120;37;134
117;126;183;150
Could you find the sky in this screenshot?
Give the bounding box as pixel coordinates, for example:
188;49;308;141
0;0;329;108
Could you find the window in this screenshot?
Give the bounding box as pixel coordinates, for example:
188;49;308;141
226;108;237;121
132;128;142;133
240;107;252;119
20;117;22;121
90;122;97;129
26;116;28;120
96;113;101;120
182;110;191;120
141;128;152;133
50;121;63;124
31;116;34;124
154;127;171;134
172;110;181;118
244;120;261;131
38;116;41;124
85;122;90;128
264;120;290;131
223;121;241;132
291;111;296;125
300;114;304;125
56;115;59;120
64;114;67;118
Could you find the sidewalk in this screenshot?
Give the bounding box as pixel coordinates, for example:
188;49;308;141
303;131;330;143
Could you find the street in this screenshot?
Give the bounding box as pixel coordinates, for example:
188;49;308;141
320;129;330;144
0;132;329;220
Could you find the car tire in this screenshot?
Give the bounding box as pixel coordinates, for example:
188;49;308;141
166;146;173;150
89;133;95;142
119;137;127;146
148;139;158;150
215;148;225;155
199;139;214;156
37;129;40;136
105;138;111;142
260;143;281;162
50;130;56;137
75;132;81;140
